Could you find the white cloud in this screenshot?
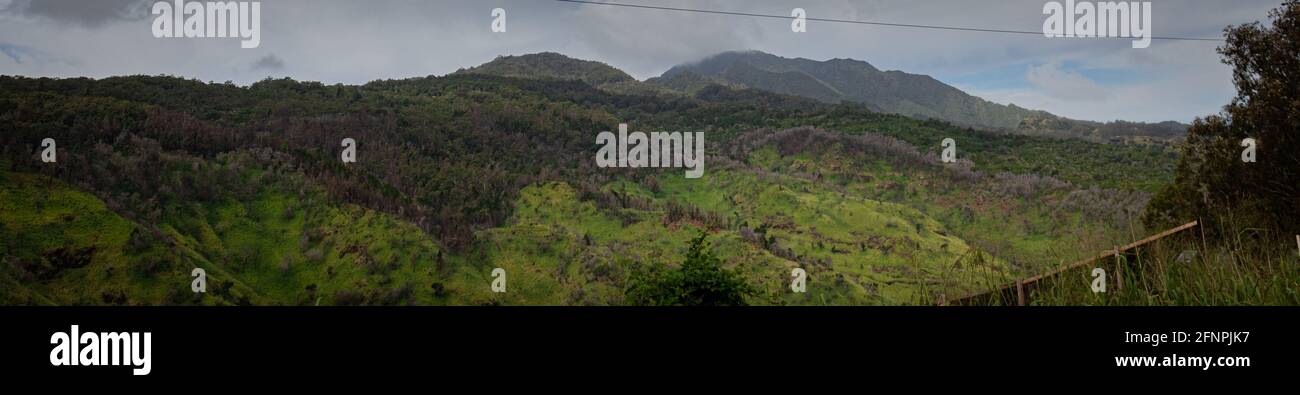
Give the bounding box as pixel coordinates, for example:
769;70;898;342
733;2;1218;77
1026;61;1109;101
963;65;1231;123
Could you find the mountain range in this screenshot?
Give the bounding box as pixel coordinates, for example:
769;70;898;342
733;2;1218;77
460;51;1186;142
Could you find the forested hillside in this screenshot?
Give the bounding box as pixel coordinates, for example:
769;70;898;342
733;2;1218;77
0;66;1183;305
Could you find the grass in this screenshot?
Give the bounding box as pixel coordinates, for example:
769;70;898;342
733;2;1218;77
0;171;157;305
1022;227;1300;306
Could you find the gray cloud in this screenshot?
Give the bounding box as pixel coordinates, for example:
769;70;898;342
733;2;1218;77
1;0;150;27
249;54;285;71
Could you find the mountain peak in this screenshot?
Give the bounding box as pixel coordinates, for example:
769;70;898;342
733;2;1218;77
458;52;635;86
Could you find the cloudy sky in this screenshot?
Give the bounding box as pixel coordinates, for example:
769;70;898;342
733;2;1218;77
0;0;1283;123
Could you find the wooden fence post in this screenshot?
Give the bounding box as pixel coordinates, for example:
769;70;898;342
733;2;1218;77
1199;219;1209;257
1015;280;1026;306
1114;246;1123;292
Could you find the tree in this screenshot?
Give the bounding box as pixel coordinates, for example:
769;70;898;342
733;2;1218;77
1145;2;1300;236
625;232;757;306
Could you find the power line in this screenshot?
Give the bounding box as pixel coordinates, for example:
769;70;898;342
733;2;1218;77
555;0;1223;42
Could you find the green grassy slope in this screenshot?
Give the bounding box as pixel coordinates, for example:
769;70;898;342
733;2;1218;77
467;176;999;305
0;170;453;305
